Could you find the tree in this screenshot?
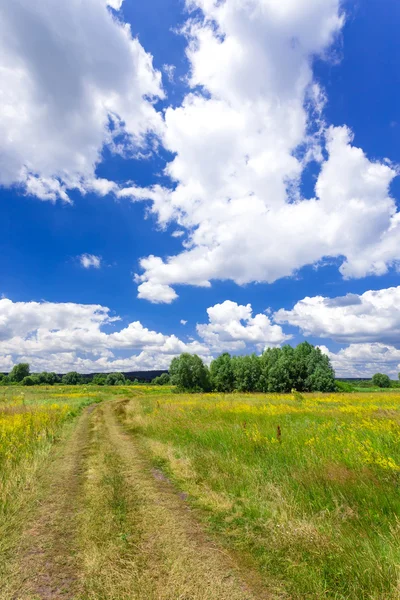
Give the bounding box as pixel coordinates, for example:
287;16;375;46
153;373;170;385
92;374;107;386
259;347;281;392
372;373;391;388
303;347;336;392
105;372;126;386
210;353;235;392
9;363;30;383
62;371;82;385
259;343;335;393
169;354;210;392
231;354;261;392
36;372;60;385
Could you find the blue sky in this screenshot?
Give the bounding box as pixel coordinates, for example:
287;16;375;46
0;0;400;376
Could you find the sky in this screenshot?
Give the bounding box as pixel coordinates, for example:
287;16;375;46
0;0;400;377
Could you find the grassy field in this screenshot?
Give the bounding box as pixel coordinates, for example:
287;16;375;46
1;386;399;599
119;390;400;599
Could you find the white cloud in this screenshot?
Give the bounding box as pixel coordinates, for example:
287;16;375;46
80;254;102;269
320;343;400;378
0;298;211;373
163;64;176;83
119;0;400;302
180;319;187;325
107;0;124;10
0;0;163;201
197;300;290;352
274;286;400;345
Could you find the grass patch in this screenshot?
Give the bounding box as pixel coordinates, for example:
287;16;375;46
120;391;400;599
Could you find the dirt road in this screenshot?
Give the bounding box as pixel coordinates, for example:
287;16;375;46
2;401;267;600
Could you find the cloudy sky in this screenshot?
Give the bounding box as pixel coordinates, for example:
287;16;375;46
1;0;400;377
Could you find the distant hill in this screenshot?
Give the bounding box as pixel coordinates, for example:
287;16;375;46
80;370;168;382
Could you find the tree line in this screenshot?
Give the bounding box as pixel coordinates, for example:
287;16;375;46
170;342;336;393
1;344;397;391
0;364;172;386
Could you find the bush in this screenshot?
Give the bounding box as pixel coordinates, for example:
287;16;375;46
22;375;36;386
336;381;355;393
371;373;391;388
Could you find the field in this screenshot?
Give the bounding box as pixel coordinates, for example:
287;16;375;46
1;386;399;599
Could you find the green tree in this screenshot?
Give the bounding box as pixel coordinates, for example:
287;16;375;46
303;347;336;392
169;354;210;392
36;371;60;385
62;371;82;385
105;372;126;386
258;343;336;393
259;347;281;392
9;363;30;383
231;354;261;392
92;373;107;386
371;373;391;388
210;353;235;392
22;375;37;386
153;373;170;385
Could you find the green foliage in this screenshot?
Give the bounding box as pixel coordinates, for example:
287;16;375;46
22;375;36;386
169;353;211;392
92;374;107;386
152;373;170;385
336;380;355;392
37;371;60;385
371;373;391;388
0;374;9;386
232;354;261;392
62;371;82;385
210;353;235;392
171;342;336;394
9;363;30;383
105;372;126;386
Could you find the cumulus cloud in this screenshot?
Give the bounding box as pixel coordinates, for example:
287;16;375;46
0;297;291;372
274;286;400;345
121;0;400;302
0;298;210;373
0;0;163;201
80;254;102;269
180;319;187;325
320;343;400;378
197;300;290;352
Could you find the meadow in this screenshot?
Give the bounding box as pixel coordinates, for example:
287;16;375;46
118;390;400;599
1;385;399;599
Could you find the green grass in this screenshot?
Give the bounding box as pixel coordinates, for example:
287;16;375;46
120;390;400;599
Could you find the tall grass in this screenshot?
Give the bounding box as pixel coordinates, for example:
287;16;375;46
120;391;400;599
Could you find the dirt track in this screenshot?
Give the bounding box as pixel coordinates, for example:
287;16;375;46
2;401;267;600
